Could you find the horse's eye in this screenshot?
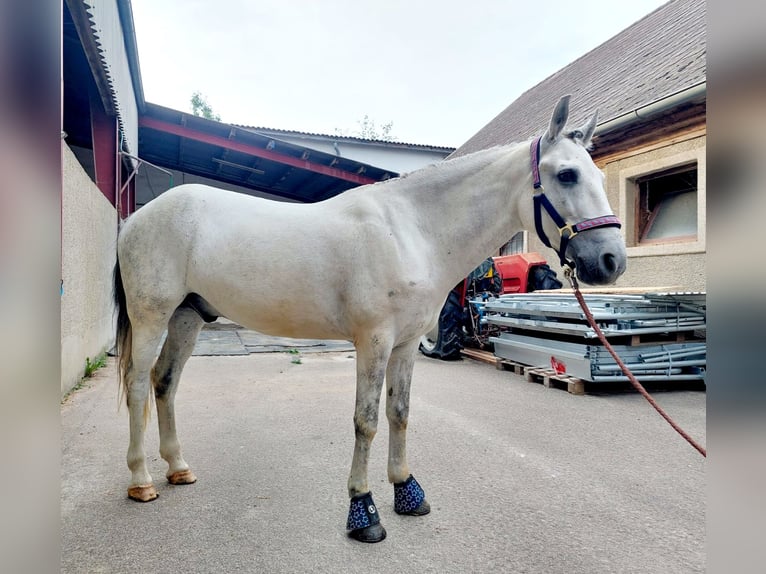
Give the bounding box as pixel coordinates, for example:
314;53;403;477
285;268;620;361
557;169;578;185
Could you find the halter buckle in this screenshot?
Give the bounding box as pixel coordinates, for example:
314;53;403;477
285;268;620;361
558;224;577;240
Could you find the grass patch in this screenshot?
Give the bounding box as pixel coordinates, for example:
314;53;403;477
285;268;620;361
62;352;109;403
84;352;107;378
285;348;302;364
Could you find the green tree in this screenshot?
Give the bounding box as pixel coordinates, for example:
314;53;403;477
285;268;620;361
190;91;221;121
335;115;397;141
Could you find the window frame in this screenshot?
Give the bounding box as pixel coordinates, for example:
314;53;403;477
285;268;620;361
618;148;706;257
499;230;528;256
636;163;699;245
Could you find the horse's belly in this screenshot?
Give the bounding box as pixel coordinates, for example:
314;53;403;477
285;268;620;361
200;281;439;347
199;288;351;342
235;313;349;342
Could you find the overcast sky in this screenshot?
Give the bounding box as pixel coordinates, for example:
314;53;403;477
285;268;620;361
131;0;668;148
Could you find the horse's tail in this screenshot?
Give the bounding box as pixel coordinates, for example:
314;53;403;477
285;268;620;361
114;253;153;425
113;256;132;410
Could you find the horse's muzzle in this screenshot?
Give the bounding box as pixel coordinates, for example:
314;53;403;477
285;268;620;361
574;250;627;285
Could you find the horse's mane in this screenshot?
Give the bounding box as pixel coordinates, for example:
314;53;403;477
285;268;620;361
382;141;525;190
362;131;591;198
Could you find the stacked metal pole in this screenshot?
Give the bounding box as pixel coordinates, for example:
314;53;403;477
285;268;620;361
485;292;706;383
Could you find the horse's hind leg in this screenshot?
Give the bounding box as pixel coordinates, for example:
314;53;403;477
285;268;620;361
386;340;430;516
151;306;204;486
125;319;167;502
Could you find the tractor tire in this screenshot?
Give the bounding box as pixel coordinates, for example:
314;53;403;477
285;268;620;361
419;290;464;360
529;264;562;291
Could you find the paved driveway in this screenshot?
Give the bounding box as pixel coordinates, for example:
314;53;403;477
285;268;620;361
61;343;705;573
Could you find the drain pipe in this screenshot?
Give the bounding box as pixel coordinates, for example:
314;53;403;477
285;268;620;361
595;81;706;136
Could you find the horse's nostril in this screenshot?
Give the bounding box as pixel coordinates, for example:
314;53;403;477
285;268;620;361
602;253;617;274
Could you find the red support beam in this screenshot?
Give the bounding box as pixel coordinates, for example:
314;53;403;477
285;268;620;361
90;88;118;205
139;116;377;185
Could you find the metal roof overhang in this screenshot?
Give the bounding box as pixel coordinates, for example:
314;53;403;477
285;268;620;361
138;103;397;203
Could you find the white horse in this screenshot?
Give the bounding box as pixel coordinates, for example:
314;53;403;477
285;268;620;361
114;96;626;543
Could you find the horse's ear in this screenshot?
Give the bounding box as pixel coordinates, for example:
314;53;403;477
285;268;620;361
578;110;598;148
545;95;571;143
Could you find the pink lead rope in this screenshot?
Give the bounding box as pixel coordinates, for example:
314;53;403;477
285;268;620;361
565;269;706;458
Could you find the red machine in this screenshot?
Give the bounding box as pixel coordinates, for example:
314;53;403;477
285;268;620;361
419;253;561;359
492;252;556;294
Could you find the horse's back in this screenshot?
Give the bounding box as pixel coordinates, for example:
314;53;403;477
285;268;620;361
119;184;312;261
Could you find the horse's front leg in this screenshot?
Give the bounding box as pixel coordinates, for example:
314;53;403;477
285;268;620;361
386;340;430;516
346;334;391;543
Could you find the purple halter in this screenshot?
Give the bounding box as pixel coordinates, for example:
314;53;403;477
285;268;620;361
529;136;621;268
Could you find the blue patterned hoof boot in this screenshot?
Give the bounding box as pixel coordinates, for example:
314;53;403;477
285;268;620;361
394;474;430;516
346;492;387;543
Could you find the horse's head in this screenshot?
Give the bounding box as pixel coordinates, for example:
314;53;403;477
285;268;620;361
529;95;627;285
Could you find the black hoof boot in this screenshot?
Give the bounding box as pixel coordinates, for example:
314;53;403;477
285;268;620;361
394;475;430;516
346;492;386;543
348;522;387;543
405;499;431;516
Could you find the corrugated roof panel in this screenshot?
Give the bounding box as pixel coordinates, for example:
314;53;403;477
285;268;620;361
82;0;141;157
138;103;395;202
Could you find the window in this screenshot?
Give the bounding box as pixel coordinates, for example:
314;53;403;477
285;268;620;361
617;145;705;258
635;164;698;244
499;231;526;255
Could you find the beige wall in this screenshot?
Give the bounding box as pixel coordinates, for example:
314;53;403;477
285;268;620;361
61;145;118;396
525;133;706;292
603;133;706;292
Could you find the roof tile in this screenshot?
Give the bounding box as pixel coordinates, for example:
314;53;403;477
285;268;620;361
454;0;705;156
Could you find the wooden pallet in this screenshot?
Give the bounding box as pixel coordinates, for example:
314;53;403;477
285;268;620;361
523;366;585;395
459;348;497;365
483;355;705;395
494;357;585;395
494;357;527;375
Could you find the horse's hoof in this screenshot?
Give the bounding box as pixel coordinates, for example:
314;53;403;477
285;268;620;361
401;499;431;516
127;484;158;502
348;522;387;543
167;469;197;485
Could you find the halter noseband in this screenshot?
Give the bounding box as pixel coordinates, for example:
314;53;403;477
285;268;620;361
529;136;621;269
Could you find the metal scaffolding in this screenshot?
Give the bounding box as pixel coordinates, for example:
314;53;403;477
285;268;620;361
484;292;706;383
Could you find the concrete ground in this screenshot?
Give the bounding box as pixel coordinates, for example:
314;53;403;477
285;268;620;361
61;332;705;573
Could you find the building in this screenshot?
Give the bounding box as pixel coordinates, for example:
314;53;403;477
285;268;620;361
240;127;454;176
61;0;453;395
454;0;706;292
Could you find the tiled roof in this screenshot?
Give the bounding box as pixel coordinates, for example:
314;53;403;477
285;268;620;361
454;0;705;156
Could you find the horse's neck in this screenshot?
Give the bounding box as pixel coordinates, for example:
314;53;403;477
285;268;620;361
396;142;532;290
